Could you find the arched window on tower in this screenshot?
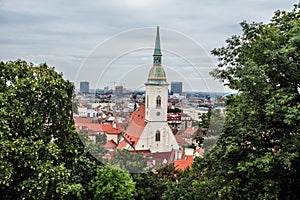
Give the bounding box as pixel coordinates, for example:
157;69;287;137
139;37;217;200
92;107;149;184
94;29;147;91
156;95;161;108
155;130;160;142
147;95;149;108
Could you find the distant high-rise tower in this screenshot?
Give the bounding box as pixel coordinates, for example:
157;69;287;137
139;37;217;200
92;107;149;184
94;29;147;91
80;81;89;93
115;85;123;96
171;82;183;94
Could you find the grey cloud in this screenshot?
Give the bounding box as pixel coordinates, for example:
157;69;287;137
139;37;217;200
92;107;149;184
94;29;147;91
0;0;298;91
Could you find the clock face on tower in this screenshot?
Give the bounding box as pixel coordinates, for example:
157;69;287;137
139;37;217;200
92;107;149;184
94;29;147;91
156;111;161;116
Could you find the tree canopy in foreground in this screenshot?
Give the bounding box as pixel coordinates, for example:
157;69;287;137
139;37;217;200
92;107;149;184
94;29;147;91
206;4;299;199
163;3;300;200
0;60;102;199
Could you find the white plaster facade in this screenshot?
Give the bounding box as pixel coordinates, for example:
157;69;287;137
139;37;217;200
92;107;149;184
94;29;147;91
136;122;179;152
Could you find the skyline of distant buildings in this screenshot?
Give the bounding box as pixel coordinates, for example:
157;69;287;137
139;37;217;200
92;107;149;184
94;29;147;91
77;81;184;94
76;81;230;99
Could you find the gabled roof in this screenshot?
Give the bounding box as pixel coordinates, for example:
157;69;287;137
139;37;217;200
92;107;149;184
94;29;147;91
99;124;122;135
117;140;129;150
174;155;193;170
74;117;97;124
78;100;89;106
117;104;147;149
75;123;102;132
104;139;118;149
175;135;189;147
174;148;204;170
182;127;198;136
144;149;176;166
149;151;175;164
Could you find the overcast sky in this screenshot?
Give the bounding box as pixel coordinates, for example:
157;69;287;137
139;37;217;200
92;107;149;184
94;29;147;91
1;0;298;92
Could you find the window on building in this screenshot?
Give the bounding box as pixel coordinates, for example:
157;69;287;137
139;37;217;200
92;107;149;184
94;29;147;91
147;95;149;108
155;130;160;142
156;95;161;108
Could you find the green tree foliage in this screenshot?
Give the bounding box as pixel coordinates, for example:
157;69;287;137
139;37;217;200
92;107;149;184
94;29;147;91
163;3;300;200
95;133;107;145
202;138;217;154
88;166;137;200
198;109;212;136
167;107;182;113
67;131;106;199
161;167;202;200
132;164;183;200
192;110;211;148
107;149;148;173
78;130;107;163
195;109;224;153
194;4;300;199
132;172;166;200
0;60;89;199
215;96;226;107
202;109;225;154
207;109;224;137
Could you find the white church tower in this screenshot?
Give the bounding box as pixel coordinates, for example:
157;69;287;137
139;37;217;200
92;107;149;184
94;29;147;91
135;26;179;152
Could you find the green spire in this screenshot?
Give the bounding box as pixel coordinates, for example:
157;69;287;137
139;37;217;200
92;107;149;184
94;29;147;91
146;26;168;85
153;26;162;66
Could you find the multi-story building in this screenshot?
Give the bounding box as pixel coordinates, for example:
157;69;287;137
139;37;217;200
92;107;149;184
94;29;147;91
80;81;89;93
115;85;123;96
167;112;193;133
171;82;183;94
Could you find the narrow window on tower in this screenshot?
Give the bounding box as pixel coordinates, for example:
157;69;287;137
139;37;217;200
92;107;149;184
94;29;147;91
155;130;160;142
147;95;149;108
156;95;161;108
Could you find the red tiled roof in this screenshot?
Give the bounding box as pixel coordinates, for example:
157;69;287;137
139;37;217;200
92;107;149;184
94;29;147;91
174;149;204;170
78;100;89;106
117;122;128;131
119;104;147;148
167;113;181;121
104;139;118;149
149;151;174;163
174;155;193;170
175;135;189;146
194;148;204;155
117;140;129;149
145;150;176;165
74;117;96;124
74;116;123;135
99;124;122;135
167;113;191;121
182;127;198;136
129;104;147;127
75;123;102;132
